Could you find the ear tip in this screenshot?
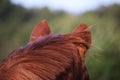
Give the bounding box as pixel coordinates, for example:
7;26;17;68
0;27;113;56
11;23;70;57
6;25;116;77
72;23;91;45
73;23;89;33
80;23;87;26
79;23;88;29
30;19;51;42
41;19;47;24
79;23;91;45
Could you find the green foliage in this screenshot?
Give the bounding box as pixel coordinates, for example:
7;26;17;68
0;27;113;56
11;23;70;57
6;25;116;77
0;0;120;80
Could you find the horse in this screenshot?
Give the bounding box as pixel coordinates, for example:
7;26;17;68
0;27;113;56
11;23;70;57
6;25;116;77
0;20;91;80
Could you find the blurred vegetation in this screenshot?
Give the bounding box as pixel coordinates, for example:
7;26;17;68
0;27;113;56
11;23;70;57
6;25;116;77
0;0;120;80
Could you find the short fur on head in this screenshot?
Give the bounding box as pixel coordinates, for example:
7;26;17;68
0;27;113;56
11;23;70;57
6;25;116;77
0;20;91;80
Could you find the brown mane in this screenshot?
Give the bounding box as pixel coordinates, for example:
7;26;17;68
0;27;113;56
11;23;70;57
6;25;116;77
0;20;91;80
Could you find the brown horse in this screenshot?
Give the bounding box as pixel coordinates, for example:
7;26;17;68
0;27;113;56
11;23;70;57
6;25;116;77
0;20;91;80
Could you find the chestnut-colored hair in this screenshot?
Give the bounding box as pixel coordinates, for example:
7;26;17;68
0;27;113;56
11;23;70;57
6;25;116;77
0;20;91;80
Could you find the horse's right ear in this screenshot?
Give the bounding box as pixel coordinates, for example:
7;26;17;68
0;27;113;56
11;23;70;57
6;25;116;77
72;23;91;45
30;20;51;42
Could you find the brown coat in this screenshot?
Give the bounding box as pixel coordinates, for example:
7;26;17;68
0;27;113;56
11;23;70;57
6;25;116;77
0;20;91;80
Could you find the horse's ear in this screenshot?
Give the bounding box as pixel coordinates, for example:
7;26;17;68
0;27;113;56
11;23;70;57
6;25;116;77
30;20;51;42
72;23;91;45
73;23;89;33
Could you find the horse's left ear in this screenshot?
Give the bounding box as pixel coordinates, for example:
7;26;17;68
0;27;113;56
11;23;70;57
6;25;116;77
72;23;91;46
30;20;51;42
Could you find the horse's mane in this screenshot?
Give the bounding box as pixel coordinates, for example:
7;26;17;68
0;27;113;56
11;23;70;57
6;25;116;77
0;34;87;80
0;20;91;80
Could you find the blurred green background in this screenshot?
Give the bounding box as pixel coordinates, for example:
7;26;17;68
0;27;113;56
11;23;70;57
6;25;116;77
0;0;120;80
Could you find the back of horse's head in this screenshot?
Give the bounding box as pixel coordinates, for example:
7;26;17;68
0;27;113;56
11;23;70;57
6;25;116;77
0;20;91;80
